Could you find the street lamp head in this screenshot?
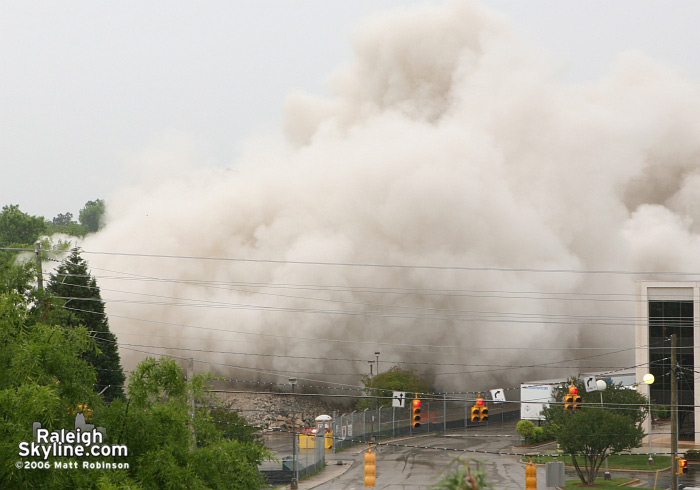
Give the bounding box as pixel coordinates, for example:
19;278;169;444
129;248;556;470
643;373;655;385
375;351;380;356
289;377;297;385
596;379;607;391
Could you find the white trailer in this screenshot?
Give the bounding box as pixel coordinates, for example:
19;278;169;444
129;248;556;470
520;370;636;421
520;383;555;421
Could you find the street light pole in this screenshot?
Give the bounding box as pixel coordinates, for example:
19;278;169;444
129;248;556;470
597;379;610;481
643;373;655;465
671;334;678;490
374;353;380;436
368;361;374;436
289;377;298;490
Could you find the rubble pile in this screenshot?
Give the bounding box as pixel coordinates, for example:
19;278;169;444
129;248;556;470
219;392;345;431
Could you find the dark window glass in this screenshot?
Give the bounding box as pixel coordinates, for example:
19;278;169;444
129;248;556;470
648;300;694;440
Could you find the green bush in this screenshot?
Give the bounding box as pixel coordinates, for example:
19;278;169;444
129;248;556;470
516;420;554;445
653;406;671;420
516;420;537;444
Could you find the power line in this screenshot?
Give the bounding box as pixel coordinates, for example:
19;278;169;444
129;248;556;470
68;249;700;277
56;294;644;327
51;271;647;321
51;270;647;304
65;305;637;352
110;339;636;371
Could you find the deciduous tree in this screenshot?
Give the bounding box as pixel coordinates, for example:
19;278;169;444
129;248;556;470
0;292;104;489
78;199;105;233
357;365;429;409
97;357;270;489
543;380;647;485
0;204;45;246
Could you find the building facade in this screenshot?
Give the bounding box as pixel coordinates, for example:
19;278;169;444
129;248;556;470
635;282;699;443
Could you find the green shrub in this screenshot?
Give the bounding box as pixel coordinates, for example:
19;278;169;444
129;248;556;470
516;420;555;445
516;420;537;444
653;406;671;420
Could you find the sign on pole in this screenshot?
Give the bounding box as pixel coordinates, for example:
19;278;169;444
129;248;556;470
490;388;506;403
392;391;406;408
584;376;597;392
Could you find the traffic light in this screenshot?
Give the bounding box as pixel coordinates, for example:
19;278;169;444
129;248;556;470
470;405;480;422
412;399;421;428
69;404;93;420
525;459;537;490
677;457;688;475
565;385;581;410
564;393;574;410
479;405;488;422
475;397;488;422
364;444;376;487
573;393;581;410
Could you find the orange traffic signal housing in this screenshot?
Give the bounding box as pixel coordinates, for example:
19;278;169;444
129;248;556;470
412;399;421;428
364;447;376;487
470;405;479;422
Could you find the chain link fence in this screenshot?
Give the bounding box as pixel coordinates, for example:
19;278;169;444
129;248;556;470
261;429;327;485
332;397;519;452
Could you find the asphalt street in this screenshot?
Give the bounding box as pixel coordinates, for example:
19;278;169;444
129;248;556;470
265;419;700;489
313;420;536;489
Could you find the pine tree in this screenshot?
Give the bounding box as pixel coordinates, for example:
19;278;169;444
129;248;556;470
46;248;125;401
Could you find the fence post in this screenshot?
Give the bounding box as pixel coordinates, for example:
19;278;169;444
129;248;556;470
464;398;468;429
363;409;368;442
443;393;447;432
392;406;395;437
333;411;338;454
378;406;382;440
351;411;356;446
428;398;431;432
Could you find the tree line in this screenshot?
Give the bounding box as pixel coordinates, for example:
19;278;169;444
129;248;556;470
0;200;105;247
0;204;270;488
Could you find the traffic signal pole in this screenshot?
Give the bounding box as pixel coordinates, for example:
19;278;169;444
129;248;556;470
671;334;678;490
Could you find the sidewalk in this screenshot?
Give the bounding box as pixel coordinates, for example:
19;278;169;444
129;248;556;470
281;445;367;490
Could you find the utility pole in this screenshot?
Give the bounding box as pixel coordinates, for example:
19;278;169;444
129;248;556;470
289;377;298;490
187;358;196;449
34;241;43;291
671;334;678;490
368;361;375;437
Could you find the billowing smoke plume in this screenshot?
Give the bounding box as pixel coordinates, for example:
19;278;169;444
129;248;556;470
82;1;700;393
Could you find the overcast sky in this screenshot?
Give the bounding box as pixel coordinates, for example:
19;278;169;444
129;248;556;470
3;1;700;219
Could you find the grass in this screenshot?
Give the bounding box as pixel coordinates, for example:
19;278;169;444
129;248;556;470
523;453;670;471
563;477;654;488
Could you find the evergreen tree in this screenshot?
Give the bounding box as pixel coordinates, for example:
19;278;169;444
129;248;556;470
46;248;125;401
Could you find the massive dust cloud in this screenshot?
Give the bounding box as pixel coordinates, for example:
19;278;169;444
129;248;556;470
81;1;700;393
